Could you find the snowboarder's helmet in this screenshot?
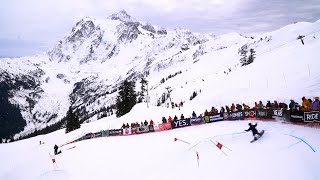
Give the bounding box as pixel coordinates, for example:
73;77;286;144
248;123;252;125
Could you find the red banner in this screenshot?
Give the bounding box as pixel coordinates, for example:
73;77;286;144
159;122;172;131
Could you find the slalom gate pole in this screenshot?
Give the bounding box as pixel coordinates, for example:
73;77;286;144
210;140;228;156
217;141;232;151
49;153;58;170
196;151;199;168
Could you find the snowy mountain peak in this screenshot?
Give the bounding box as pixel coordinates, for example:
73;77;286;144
68;18;96;42
108;10;133;22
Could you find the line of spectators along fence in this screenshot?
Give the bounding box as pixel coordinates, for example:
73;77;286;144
62;96;319;146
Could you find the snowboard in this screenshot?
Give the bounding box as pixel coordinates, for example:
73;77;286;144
66;145;76;150
250;130;264;143
55;145;76;155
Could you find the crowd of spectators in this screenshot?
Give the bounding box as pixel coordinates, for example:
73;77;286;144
121;120;154;130
120;96;319;128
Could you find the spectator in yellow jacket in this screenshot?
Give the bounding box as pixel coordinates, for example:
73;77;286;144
301;96;311;111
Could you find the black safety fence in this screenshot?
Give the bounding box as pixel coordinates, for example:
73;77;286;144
65;109;319;146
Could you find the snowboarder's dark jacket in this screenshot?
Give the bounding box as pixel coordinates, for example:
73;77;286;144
54;144;59;155
245;123;259;136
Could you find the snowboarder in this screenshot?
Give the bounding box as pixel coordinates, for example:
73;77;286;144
54;144;61;155
245;122;264;142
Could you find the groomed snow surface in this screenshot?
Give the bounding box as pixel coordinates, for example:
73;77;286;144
1;103;320;180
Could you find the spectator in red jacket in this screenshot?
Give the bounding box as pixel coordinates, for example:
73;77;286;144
230;103;236;112
150;120;154;126
273;101;279;109
131;123;137;134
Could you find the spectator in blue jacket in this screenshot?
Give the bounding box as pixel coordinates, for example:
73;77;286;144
192;111;197;118
311;97;320;110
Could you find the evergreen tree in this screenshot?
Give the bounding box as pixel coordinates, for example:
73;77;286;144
115;80;137;117
247;48;256;65
0;83;26;139
160;78;165;84
238;45;248;66
106;106;110;116
65;107;81;133
161;93;166;104
139;77;148;103
34;129;38;136
65;107;73;133
74;113;80;129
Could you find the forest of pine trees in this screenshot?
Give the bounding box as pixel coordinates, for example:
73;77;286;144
0;83;26;140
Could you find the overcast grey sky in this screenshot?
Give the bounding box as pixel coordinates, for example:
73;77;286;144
1;0;320;58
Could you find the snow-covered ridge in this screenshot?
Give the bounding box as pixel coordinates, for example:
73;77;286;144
0;10;319;139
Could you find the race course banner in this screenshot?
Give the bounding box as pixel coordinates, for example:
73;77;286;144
148;125;154;132
243;110;270;119
228;111;244;120
190;117;204;124
82;133;94;140
159;122;172;131
207;114;224;123
124;128;132;135
109;129;123;136
93;131;102;138
136;126;149;133
290;111;304;122
272;109;290;121
101;130;109;137
243;110;256;118
255;109;270;118
304;111;320;123
171;119;191;129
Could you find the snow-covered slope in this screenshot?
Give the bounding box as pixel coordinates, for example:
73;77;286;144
0;10;319;139
1;104;319;180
